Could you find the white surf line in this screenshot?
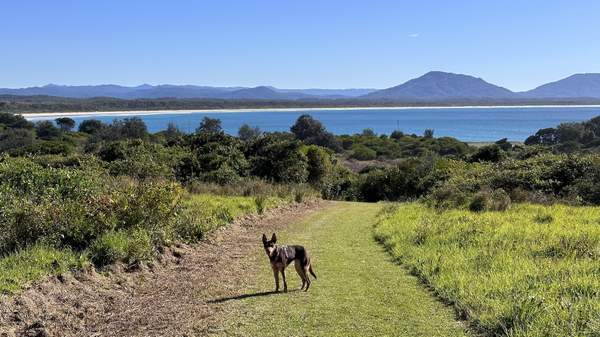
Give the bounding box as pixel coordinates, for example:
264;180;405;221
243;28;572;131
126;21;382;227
21;104;600;120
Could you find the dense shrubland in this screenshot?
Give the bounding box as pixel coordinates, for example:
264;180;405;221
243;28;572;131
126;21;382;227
4;112;600;209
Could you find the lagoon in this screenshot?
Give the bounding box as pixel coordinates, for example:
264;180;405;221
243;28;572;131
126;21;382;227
25;106;600;142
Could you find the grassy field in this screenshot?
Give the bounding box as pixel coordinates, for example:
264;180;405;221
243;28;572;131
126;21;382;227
0;193;284;295
216;202;467;337
374;203;600;336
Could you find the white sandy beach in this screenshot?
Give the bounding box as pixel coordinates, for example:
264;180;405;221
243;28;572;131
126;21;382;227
20;104;600;120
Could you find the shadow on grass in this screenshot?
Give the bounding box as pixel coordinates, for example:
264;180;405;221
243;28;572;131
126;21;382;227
209;289;299;304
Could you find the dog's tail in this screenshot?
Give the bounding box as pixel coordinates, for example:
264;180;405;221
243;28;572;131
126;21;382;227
309;264;317;279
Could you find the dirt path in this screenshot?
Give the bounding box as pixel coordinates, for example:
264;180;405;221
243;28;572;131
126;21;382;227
0;201;325;337
213;202;468;337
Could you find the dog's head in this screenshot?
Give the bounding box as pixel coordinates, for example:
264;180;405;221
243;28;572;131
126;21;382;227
262;233;277;257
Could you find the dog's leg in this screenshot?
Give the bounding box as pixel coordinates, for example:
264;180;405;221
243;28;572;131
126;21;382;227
281;268;288;293
294;260;306;290
272;267;280;292
303;266;311;292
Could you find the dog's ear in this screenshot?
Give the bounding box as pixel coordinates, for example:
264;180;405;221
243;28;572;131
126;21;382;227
262;233;267;243
271;233;277;243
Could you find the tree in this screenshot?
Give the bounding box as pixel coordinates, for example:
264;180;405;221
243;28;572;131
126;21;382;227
79;119;106;134
290;114;325;140
196;117;222;134
469;145;506;163
423;129;435;138
35;121;60;140
238;124;262;141
305;145;332;186
361;128;376;137
290;114;341;151
390;130;404;140
164;122;184;146
0;112;33;129
495;138;512;151
55;117;76;132
113;117;148;139
247;133;308;183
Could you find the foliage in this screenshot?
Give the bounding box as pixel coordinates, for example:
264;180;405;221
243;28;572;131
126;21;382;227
55;117;76;131
78;119;106;134
238;123;262;141
196;116;222;133
246;133;308;183
290;114;341;151
89;229;153;267
349;144;377;160
375;203;600;337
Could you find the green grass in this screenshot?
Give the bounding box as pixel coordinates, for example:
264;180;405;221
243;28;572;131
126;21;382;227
216;202;467;337
0;193;288;296
0;245;84;295
374;203;600;336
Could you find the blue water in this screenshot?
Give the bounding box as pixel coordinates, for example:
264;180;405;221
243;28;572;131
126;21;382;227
28;106;600;142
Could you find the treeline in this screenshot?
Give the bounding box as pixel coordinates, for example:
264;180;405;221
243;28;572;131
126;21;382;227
3;94;600;114
525;115;600;152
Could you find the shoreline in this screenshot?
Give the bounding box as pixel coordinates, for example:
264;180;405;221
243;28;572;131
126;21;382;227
20;104;600;120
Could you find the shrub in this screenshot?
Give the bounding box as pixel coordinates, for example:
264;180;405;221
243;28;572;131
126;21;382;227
78;119;106;134
88;229;153;267
349;144;377;161
489;188;511;211
469;191;489;212
304;145;333;186
247;133;308;183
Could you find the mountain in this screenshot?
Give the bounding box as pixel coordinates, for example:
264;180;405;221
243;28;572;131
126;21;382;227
0;84;374;100
272;88;377;98
524;73;600;98
217;86;305;100
363;71;518;101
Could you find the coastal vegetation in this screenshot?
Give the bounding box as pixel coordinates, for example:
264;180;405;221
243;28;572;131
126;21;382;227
3;94;600;114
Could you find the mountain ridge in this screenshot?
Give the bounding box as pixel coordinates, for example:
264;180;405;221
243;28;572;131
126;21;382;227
2;72;600;101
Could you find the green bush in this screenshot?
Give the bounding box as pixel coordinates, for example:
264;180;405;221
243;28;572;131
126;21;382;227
469;191;489;212
0;157;181;255
350;144;377;160
89;229;153;267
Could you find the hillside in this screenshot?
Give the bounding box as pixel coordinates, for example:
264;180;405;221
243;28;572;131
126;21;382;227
364;71;518;101
524;73;600;98
0;84;373;100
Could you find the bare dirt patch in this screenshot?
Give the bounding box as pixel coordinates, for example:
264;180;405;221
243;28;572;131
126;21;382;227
0;201;327;337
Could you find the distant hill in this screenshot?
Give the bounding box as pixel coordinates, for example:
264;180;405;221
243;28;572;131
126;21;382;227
4;72;600;102
363;71;518;101
272;88;376;98
217;86;304;100
0;84;244;99
0;84;374;100
523;73;600;98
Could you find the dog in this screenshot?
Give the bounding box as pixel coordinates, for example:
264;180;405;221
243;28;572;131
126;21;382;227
262;233;317;292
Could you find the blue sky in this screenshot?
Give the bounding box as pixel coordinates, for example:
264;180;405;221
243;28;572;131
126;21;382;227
2;0;599;91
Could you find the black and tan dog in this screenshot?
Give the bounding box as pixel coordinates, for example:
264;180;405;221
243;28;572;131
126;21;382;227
262;233;317;292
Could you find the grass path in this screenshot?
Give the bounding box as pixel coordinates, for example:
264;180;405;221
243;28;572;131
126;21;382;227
214;202;467;337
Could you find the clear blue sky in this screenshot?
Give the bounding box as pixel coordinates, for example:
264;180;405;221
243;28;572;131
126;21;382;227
2;0;599;91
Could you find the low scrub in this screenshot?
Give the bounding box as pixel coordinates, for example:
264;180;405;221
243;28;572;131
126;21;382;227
375;203;600;337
